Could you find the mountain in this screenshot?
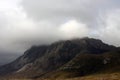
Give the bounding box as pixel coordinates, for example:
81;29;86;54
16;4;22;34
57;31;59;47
0;37;120;80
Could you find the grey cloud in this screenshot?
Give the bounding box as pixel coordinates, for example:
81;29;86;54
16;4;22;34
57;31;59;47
21;0;120;28
0;0;120;54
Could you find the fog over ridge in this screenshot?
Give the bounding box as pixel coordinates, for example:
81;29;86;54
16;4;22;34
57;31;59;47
0;0;120;55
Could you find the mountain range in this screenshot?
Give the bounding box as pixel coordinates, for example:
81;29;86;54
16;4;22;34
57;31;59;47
0;37;120;80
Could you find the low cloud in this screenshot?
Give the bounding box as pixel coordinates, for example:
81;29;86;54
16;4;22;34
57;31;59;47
98;9;120;46
0;0;120;54
59;20;89;39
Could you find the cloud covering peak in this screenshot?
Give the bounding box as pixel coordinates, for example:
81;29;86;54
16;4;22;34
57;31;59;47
0;0;120;53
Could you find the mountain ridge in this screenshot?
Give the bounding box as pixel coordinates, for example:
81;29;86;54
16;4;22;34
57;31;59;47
0;37;120;79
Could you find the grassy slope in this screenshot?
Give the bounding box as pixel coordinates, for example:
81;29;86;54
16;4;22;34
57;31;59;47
36;72;120;80
65;72;120;80
2;72;120;80
35;52;120;80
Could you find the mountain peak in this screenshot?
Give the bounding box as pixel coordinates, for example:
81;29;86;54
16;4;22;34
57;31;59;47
0;38;119;79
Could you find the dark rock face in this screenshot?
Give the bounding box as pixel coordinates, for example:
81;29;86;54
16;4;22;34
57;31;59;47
0;37;119;79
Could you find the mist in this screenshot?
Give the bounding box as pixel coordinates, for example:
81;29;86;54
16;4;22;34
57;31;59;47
0;0;120;64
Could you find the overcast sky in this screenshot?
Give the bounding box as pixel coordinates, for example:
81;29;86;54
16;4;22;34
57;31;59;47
0;0;120;54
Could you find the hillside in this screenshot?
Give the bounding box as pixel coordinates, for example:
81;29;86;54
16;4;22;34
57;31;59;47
0;37;120;80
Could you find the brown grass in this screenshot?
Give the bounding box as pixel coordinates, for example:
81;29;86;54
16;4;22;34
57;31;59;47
35;72;120;80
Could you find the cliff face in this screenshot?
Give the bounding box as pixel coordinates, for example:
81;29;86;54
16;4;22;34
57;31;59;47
0;37;119;79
